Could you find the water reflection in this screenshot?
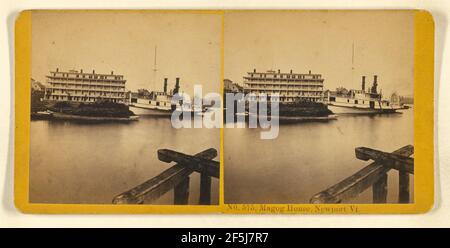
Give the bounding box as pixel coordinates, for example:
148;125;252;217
224;109;414;204
30;116;220;204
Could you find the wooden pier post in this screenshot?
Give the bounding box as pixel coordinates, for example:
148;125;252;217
355;147;414;174
311;145;414;204
158;149;220;178
174;177;190;205
372;173;388;203
199;172;212;205
398;170;410;203
113;148;218;205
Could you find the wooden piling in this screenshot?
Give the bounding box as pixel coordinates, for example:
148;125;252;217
199;172;212;205
158;149;220;178
355;147;414;174
112;148;217;204
398;170;410;203
310;145;413;204
372;173;388;203
174;177;190;205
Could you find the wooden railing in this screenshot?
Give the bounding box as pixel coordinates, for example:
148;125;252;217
112;148;219;205
310;145;414;204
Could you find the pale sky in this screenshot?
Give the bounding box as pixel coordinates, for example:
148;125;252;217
224;11;414;97
31;11;414;98
32;11;222;95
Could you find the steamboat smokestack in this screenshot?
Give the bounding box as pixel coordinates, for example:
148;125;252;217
163;78;168;94
371;75;378;94
361;76;366;91
173;77;180;95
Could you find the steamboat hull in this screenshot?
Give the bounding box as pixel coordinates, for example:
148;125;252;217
129;104;203;117
327;104;399;115
129;104;172;117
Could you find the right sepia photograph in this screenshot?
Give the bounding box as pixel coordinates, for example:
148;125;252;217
224;11;414;204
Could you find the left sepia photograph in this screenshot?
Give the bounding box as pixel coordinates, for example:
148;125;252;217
29;11;222;205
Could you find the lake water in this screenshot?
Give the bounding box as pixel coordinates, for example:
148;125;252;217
30;108;414;205
224;108;414;204
30;116;220;204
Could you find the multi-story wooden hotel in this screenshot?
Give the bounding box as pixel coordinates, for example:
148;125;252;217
243;69;324;102
45;68;126;103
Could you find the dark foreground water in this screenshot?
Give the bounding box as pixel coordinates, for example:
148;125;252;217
224;108;414;204
30;116;220;204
